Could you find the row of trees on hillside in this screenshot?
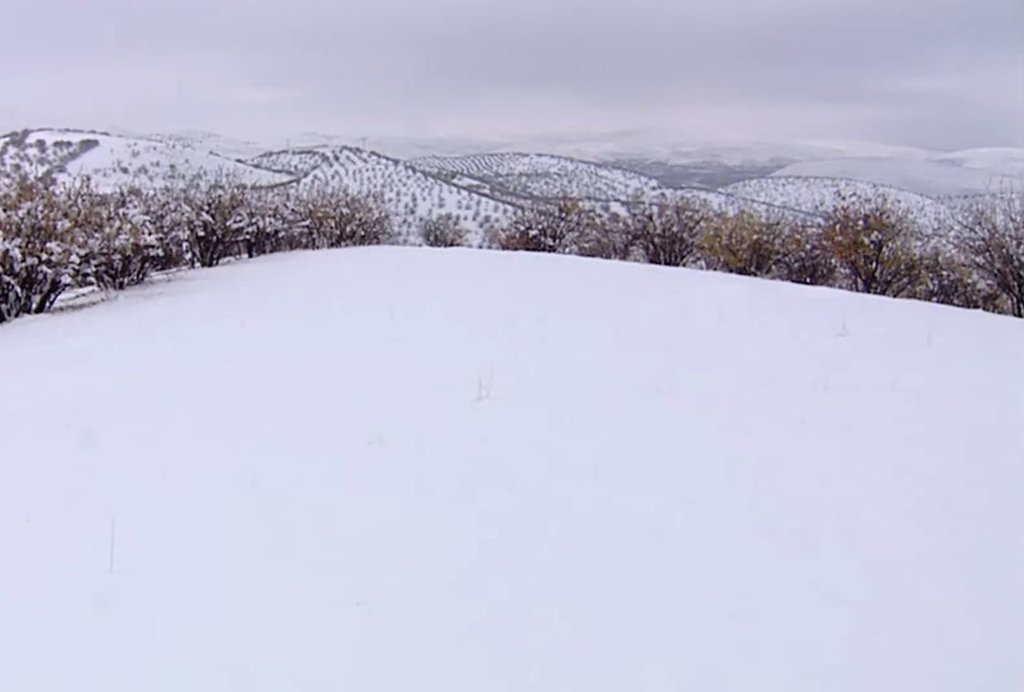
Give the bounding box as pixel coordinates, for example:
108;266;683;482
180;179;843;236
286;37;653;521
0;173;396;323
1;166;1022;324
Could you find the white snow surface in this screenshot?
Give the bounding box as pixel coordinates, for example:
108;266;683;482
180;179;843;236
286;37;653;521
1;248;1023;692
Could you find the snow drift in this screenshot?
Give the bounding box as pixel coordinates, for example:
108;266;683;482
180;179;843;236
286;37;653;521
1;248;1021;691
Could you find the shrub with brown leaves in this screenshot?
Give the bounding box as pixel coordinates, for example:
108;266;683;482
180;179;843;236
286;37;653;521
821;197;924;297
496;199;593;254
302;188;394;249
0;177;88;321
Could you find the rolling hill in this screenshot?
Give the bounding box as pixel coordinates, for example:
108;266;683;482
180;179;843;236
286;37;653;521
1;129;293;189
770;157;1021;197
251;147;519;245
3;127;1021;241
410;152;664;202
1;247;1020;691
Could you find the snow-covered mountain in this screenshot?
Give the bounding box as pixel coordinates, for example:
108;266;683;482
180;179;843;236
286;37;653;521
1;129;292;188
2;247;1020;691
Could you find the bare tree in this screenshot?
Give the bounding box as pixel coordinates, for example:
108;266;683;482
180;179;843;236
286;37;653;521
302;188;394;249
956;193;1024;317
625;196;709;267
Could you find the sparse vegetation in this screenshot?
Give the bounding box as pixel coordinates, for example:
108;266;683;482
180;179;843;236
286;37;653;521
495;198;593;254
0;176;88;322
420;213;468;248
699;211;789;277
954;194;1024;317
1;134;1021;324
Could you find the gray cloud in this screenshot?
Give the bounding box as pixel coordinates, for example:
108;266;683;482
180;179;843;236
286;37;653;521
1;0;1020;148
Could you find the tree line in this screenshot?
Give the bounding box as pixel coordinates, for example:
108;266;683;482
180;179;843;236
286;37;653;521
1;166;1021;324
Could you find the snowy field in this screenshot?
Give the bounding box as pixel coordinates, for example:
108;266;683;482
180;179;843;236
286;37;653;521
1;248;1022;691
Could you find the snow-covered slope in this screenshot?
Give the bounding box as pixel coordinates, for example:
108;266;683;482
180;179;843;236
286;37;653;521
724;176;960;231
1;248;1021;692
411;152;664;202
938;148;1024;180
771;157;1021;196
251;148;519;244
1;129;293;188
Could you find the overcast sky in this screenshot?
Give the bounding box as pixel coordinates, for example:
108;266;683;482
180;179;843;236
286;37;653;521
2;0;1021;148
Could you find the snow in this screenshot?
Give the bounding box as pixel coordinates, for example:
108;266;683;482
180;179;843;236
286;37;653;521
724;176;960;232
771;157;1022;197
411;153;664;202
1;247;1021;692
19;129;294;189
251;148;518;245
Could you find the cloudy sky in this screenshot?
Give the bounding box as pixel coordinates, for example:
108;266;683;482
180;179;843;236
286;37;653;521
2;0;1021;148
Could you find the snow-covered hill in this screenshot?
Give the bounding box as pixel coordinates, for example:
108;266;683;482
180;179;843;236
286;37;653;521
724;176;961;231
411;152;664;202
1;129;293;188
1;248;1020;691
250;147;519;244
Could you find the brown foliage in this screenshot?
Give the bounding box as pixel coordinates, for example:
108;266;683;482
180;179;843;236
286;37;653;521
496;199;592;254
302;189;394;249
699;211;788;277
821;197;923;297
0;177;88;321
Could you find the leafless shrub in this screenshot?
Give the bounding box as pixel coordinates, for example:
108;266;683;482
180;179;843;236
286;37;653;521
241;189;300;258
302;188;394;249
78;186;163;290
773;224;838;286
496;198;592;254
913;247;1004;312
173;173;254;268
420;213;468;248
955;193;1024;317
624;196;709;267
